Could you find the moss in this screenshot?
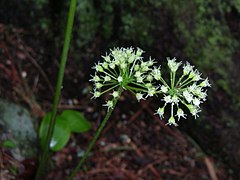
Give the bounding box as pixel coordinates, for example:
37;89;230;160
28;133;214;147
75;0;100;47
165;0;239;102
73;0;162;47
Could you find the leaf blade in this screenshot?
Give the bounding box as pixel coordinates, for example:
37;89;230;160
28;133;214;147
59;110;91;133
39;112;71;151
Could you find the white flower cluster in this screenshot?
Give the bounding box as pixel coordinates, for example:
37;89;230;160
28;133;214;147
90;47;211;126
90;47;156;111
154;57;211;126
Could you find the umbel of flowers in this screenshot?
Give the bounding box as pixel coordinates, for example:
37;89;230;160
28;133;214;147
90;47;157;110
154;58;211;126
91;47;211;126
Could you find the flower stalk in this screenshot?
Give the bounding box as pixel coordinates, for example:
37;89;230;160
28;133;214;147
35;0;77;179
70;47;157;178
69;87;123;179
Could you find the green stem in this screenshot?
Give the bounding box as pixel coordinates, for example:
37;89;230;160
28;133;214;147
101;84;120;94
180;78;194;88
103;70;117;80
125;85;148;92
34;1;77;179
69;88;123;179
130;81;149;89
170;70;173;89
178;76;191;87
176;74;186;87
172;71;176;88
159;77;170;89
171;103;174;116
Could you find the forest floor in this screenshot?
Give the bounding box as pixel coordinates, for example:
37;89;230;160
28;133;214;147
0;23;236;180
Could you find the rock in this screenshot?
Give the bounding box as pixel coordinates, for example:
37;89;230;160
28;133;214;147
0;99;37;161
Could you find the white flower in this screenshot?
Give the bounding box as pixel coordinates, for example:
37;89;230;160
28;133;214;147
189;70;202;81
152;67;161;80
104;76;111;82
117;76;123;83
103;55;111;62
187;83;197;93
137;76;144;83
120;63;127;69
146;75;153;82
192;87;202;96
171;95;179;104
95;64;104;72
193;97;201;107
166;116;178;126
136;48;143;57
199;78;211;87
134;71;142;78
95;83;103;89
103;100;114;111
167;57;181;72
141;64;149;71
147;87;157;97
197;91;207;101
193;88;207;101
140;61;147;68
176;108;186;120
145;83;153;88
163;95;172;103
141;66;149;72
136;93;145;101
91;75;101;82
155;107;165;119
161;85;168;93
183;90;193;103
183;61;194;75
109;62;116;69
126;47;133;55
114;57;120;65
112;91;119;98
187;104;201;119
128;56;135;63
147;58;155;66
102;62;109;69
93;91;101;98
134;64;140;71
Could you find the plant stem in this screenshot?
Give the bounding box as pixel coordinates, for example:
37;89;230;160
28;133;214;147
170;71;173;88
69;88;123;179
172;71;176;88
34;0;77;179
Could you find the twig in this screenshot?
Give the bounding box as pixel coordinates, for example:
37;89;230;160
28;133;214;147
127;99;152;125
130;141;162;179
145;106;186;143
86;167;139;179
186;134;218;180
15;33;54;95
204;157;218;180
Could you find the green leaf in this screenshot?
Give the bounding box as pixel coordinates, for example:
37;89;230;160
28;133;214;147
59;110;91;133
2;140;16;148
39;113;71;151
